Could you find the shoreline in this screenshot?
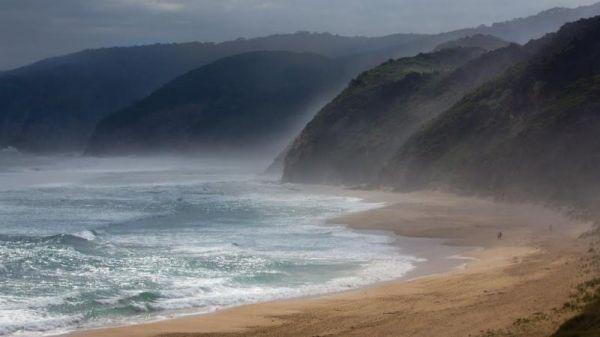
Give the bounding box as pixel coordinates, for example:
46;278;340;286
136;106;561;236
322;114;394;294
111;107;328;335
67;187;593;337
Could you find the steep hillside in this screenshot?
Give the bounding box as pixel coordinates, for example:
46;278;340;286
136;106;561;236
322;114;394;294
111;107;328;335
86;51;344;156
282;42;531;183
386;16;600;216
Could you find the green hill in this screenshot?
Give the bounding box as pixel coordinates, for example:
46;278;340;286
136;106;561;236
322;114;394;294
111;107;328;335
86;51;344;156
282;42;531;183
386;16;600;217
0;32;423;153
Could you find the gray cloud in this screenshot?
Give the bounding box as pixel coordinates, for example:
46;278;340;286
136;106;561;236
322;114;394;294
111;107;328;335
0;0;597;70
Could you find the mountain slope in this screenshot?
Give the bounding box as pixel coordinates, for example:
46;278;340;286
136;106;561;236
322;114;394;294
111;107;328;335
385;16;600;215
86;51;344;156
282;39;533;183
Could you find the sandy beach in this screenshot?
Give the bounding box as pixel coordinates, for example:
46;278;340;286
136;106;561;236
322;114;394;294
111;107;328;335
68;189;595;337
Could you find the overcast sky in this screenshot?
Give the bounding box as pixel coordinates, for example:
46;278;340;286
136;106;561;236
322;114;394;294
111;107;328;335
0;0;597;70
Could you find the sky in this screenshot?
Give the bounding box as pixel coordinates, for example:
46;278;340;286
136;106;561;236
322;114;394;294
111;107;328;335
0;0;598;70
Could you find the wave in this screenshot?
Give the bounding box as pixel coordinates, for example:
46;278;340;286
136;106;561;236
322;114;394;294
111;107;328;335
0;230;100;246
0;168;412;337
71;230;98;241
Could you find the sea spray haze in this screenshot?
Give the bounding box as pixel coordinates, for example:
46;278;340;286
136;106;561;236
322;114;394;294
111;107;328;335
0;152;419;336
384;16;600;216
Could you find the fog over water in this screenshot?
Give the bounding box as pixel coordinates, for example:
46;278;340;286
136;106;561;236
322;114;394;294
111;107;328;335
0;151;419;336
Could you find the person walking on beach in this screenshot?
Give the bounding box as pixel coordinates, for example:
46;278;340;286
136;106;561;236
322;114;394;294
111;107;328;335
497;231;502;240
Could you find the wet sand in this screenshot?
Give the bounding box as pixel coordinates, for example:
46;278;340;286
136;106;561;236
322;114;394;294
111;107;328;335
68;189;593;337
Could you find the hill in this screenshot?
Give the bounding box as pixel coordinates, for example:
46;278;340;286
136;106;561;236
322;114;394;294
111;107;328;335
282;40;532;183
86;51;344;156
0;32;422;152
385;16;600;217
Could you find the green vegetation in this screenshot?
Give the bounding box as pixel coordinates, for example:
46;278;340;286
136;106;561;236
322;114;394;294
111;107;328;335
554;282;600;337
86;51;345;155
553;235;600;337
388;18;600;335
388;16;600;219
0;32;425;152
283;42;529;183
474;234;600;337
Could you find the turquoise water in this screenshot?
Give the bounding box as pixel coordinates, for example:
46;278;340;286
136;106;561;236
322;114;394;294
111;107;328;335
0;152;418;336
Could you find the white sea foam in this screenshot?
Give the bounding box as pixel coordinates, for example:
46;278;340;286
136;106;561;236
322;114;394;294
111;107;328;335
71;230;97;241
0;156;419;337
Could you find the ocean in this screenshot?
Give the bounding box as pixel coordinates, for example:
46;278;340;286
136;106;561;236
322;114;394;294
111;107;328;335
0;150;419;336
